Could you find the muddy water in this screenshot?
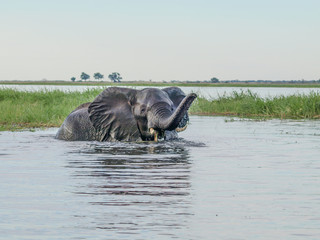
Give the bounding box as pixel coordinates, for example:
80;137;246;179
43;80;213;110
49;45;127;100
1;116;320;239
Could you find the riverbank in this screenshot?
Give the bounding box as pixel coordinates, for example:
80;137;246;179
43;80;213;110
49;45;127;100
1;89;320;131
0;88;100;131
1;80;320;88
191;90;320;119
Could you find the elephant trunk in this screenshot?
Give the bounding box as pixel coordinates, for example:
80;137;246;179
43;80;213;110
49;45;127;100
150;93;197;131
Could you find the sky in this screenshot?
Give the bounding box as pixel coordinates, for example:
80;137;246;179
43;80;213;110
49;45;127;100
0;0;319;81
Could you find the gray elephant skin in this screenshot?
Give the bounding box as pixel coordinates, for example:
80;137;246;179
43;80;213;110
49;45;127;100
55;87;197;142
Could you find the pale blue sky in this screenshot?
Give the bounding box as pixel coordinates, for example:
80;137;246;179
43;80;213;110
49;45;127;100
0;0;319;81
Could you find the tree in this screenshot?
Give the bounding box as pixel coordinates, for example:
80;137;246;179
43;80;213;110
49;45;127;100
93;72;104;81
80;72;90;81
71;77;76;82
210;77;220;83
108;72;122;83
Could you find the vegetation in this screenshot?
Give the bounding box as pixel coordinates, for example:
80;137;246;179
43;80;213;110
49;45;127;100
210;77;220;83
1;88;320;131
80;72;90;81
108;72;122;83
71;77;76;82
0;88;102;131
93;72;104;81
189;90;320;119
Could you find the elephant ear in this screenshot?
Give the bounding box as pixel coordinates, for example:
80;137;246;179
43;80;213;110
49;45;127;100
88;87;141;141
162;87;187;107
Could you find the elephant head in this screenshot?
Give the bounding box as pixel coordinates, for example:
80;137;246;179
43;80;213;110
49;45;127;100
88;87;197;141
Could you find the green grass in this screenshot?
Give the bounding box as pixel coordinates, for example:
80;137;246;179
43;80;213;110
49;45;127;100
0;88;102;130
189;90;320;119
1;88;320;131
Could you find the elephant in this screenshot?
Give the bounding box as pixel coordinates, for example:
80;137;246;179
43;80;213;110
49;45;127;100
55;87;197;142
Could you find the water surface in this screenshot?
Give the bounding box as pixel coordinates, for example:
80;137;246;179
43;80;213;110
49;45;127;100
1;84;320;99
1;116;320;239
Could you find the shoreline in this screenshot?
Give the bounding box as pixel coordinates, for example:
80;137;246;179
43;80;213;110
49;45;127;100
2;111;319;132
1;80;320;88
1;88;320;131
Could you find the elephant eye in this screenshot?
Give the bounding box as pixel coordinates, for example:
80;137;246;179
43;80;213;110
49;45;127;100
140;107;146;114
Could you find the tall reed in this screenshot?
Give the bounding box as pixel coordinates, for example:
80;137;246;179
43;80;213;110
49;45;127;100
0;88;102;130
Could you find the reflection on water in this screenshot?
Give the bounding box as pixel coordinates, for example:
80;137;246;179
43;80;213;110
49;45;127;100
64;140;203;237
69;141;192;197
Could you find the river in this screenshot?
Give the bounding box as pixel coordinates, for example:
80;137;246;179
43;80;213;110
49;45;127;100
1;116;320;239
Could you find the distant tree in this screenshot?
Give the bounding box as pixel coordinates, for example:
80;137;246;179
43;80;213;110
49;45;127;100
108;72;122;83
93;72;104;81
80;72;90;81
71;77;76;82
210;77;220;83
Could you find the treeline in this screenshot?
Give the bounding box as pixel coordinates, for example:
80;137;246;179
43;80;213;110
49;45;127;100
222;79;320;84
169;78;320;84
71;72;122;83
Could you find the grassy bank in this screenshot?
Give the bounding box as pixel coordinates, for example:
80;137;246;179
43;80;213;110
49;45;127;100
0;88;102;131
1;89;320;131
190;90;320;119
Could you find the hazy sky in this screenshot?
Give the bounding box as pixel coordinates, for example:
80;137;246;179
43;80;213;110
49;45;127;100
1;0;319;81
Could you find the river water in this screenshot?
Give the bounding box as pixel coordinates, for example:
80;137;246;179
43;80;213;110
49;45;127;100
1;116;320;239
1;84;320;99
